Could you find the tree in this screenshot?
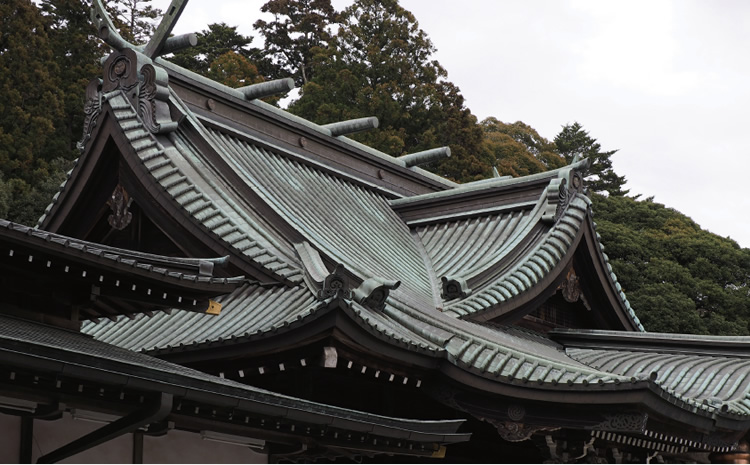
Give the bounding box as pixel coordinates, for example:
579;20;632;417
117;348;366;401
205;52;265;88
479;118;565;178
107;0;161;45
169;23;267;77
254;0;337;86
39;0;103;156
0;1;64;182
554;122;628;196
592;193;750;335
290;0;483;177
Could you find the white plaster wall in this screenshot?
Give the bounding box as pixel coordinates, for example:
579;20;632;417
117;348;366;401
144;429;266;464
32;412;133;463
0;412;267;464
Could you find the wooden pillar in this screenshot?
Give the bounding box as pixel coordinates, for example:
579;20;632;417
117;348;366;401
20;417;33;464
132;431;144;464
710;441;750;464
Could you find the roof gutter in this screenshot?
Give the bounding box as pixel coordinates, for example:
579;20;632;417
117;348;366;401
37;393;172;464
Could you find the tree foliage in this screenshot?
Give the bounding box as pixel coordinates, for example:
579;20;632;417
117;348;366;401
593;194;750;335
107;0;161;45
0;0;78;225
555;122;628;196
170;23;263;76
289;0;484;182
480;118;565;178
254;0;337;86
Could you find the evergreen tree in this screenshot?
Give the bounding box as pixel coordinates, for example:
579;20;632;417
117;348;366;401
39;0;103;155
290;0;483;174
169;23;267;77
107;0;161;45
0;0;79;225
593;194;750;335
554;122;628;196
254;0;337;86
480;118;565;178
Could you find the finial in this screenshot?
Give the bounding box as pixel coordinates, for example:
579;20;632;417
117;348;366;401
143;0;191;58
91;0;197;57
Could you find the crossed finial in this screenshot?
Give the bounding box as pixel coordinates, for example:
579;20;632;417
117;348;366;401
91;0;197;58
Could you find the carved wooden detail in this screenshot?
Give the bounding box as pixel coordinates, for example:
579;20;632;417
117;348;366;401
78;78;103;151
593;413;648;433
481;418;559;442
558;268;582;303
107;184;133;230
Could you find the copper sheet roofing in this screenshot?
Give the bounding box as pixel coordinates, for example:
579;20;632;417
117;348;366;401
0;314;470;451
554;329;750;417
65;54;653;386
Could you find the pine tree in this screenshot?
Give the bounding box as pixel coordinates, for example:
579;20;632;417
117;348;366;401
289;0;483;172
169;23;266;77
254;0;337;86
107;0;162;45
0;0;72;224
554;122;628;196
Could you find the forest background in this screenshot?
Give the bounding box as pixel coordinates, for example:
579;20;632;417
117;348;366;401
2;0;750;335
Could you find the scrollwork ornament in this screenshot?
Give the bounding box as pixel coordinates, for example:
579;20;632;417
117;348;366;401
138;63;178;134
77;78;103;151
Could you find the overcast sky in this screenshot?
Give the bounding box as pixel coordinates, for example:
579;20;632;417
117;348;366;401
156;0;750;248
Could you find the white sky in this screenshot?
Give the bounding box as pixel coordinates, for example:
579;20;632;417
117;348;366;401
155;0;750;248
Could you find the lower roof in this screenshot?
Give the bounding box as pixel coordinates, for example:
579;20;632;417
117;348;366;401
0;314;469;452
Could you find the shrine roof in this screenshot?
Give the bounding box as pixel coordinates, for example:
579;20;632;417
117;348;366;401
553;328;750;417
1;219;239;286
0;313;469;454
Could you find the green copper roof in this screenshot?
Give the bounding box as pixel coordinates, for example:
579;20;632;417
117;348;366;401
555;329;750;417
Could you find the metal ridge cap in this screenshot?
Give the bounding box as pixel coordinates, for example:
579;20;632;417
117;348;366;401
391;161;588;208
404;200;538;227
552;328;750;352
159;58;456;191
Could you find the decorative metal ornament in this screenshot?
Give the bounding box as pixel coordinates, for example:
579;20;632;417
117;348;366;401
102;49;139;94
352;277;401;311
317;264;351;300
107;185;133;230
507;404;526;422
543;168;585;224
441;276;471;300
